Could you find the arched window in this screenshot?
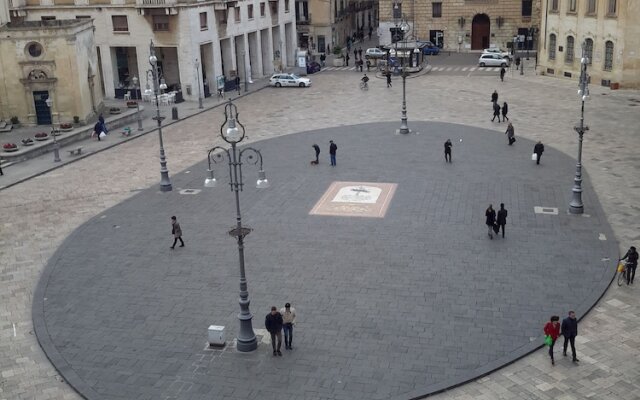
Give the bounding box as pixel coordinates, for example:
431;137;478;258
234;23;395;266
583;38;593;65
565;36;575;64
549;34;557;60
604;41;614;71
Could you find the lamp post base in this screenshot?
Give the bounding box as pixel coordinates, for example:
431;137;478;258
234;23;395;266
568;204;584;214
53;143;61;162
236;315;258;352
396;127;412;135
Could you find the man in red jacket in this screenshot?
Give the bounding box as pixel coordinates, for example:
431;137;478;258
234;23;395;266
544;315;561;365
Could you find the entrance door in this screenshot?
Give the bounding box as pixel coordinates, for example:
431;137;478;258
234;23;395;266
33;91;51;125
471;14;490;50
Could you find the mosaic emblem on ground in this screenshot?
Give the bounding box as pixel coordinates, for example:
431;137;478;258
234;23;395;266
310;181;397;218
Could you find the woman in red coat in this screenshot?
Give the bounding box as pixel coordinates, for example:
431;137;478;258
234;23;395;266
544;315;561;365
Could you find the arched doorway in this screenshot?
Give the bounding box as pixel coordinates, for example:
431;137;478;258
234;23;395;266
471;14;490;50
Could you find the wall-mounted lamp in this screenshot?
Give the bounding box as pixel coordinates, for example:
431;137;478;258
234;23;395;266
496;16;504;28
458;16;465;28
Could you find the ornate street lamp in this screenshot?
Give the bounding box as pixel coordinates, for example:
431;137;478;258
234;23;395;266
569;43;590;214
393;1;412;135
204;99;270;352
149;40;172;192
44;97;61;162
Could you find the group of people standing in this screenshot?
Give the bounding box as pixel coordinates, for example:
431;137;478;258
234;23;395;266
491;90;509;123
543;311;580;365
311;140;338;166
265;303;297;356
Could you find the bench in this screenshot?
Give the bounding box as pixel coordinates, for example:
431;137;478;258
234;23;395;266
67;147;83;156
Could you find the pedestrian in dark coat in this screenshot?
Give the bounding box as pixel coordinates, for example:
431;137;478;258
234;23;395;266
534;141;545;165
358;48;363;59
312;144;320;164
544;316;561;365
620;246;638;285
329;140;337;166
353;47;358;60
94;121;103;141
345;53;350;66
561;311;579;362
98;114;108;133
500;67;506;82
235;75;241;94
170;216;184;249
366;59;371;71
265;306;283;356
369;26;373;39
491;90;498;103
444;139;452;163
496;203;508;238
386;72;392;88
485;204;496;239
505;122;515;145
491;101;501;122
502;102;509;121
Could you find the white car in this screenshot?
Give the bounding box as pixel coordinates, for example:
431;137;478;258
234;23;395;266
269;73;311;88
482;47;512;60
365;48;386;58
478;53;510;67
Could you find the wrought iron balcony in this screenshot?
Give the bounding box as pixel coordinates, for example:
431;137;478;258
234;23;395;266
136;0;178;6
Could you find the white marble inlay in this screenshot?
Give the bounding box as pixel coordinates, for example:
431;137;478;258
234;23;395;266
331;185;382;204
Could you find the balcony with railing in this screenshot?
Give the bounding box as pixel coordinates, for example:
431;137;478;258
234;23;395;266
136;0;178;6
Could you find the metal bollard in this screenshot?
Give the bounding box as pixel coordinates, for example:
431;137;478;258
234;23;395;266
171;106;178;120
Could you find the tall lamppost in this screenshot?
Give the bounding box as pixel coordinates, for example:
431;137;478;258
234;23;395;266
132;76;143;131
195;59;204;109
393;1;411;135
149;40;172;192
569;42;590;214
44;97;61;162
204;99;270;352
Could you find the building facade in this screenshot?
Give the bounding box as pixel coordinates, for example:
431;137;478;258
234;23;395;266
378;0;541;52
8;0;297;102
0;2;103;126
537;0;640;89
295;0;377;54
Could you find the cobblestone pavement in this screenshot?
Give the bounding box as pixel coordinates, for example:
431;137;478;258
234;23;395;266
1;70;640;400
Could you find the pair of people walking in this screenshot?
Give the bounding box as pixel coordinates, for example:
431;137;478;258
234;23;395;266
620;246;638;285
310;141;337;166
544;311;580;365
485;203;508;239
265;303;297;356
490;90;509;123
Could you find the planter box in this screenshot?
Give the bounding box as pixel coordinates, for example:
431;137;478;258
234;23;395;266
332;58;344;67
34;136;49;141
3;147;18;152
109;109;122;115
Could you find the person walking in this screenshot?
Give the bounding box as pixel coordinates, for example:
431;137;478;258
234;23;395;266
491;90;498;103
534;141;545;165
235;75;241;95
496;203;508;238
265;306;283;356
358;48;363;60
311;144;320;165
505;122;515;145
544;316;561;365
485;204;496;239
320;53;326;67
491;101;501;122
561;311;579;363
98;114;108;134
280;303;296;350
444;139;452;163
345;53;350;67
93;120;104;141
170;216;184;249
353;47;358;61
366;59;371;72
502;102;509;121
329;140;337;166
500;67;506;82
386;71;392;88
620;246;638;285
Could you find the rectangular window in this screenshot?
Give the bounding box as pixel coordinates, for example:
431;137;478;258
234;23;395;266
550;0;558;12
248;4;254;19
153;15;169;31
522;0;532;16
260;2;265;16
285;0;289;12
200;12;208;30
112;15;128;32
393;3;402;19
549;34;556;60
607;0;616;15
234;6;240;22
587;0;597;14
604;41;614;71
432;2;442;18
568;0;576;12
565;36;575;63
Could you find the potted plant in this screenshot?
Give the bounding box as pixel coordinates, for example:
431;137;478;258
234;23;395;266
126;100;137;108
109;107;121;115
73;115;80;124
3;143;18;152
10;116;19;125
21;138;34;146
60;122;73;131
34;132;49;141
332;45;345;67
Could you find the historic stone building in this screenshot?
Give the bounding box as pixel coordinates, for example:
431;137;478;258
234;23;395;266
8;0;297;102
537;0;640;89
295;0;377;55
0;2;102;126
378;0;541;52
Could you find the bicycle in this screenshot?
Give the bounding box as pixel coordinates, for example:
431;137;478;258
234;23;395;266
617;260;628;286
359;81;369;91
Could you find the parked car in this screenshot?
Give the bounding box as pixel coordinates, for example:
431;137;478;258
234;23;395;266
365;48;386;58
482;47;512;60
269;73;312;87
422;45;440;55
306;61;321;74
478;53;510;67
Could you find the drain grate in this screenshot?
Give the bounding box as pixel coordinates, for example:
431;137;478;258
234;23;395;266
179;189;201;195
534;206;558;215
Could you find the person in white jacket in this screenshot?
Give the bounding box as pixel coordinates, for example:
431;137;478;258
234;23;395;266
280;303;297;350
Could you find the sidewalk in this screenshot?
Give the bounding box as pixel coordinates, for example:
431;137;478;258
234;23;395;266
0;77;271;191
